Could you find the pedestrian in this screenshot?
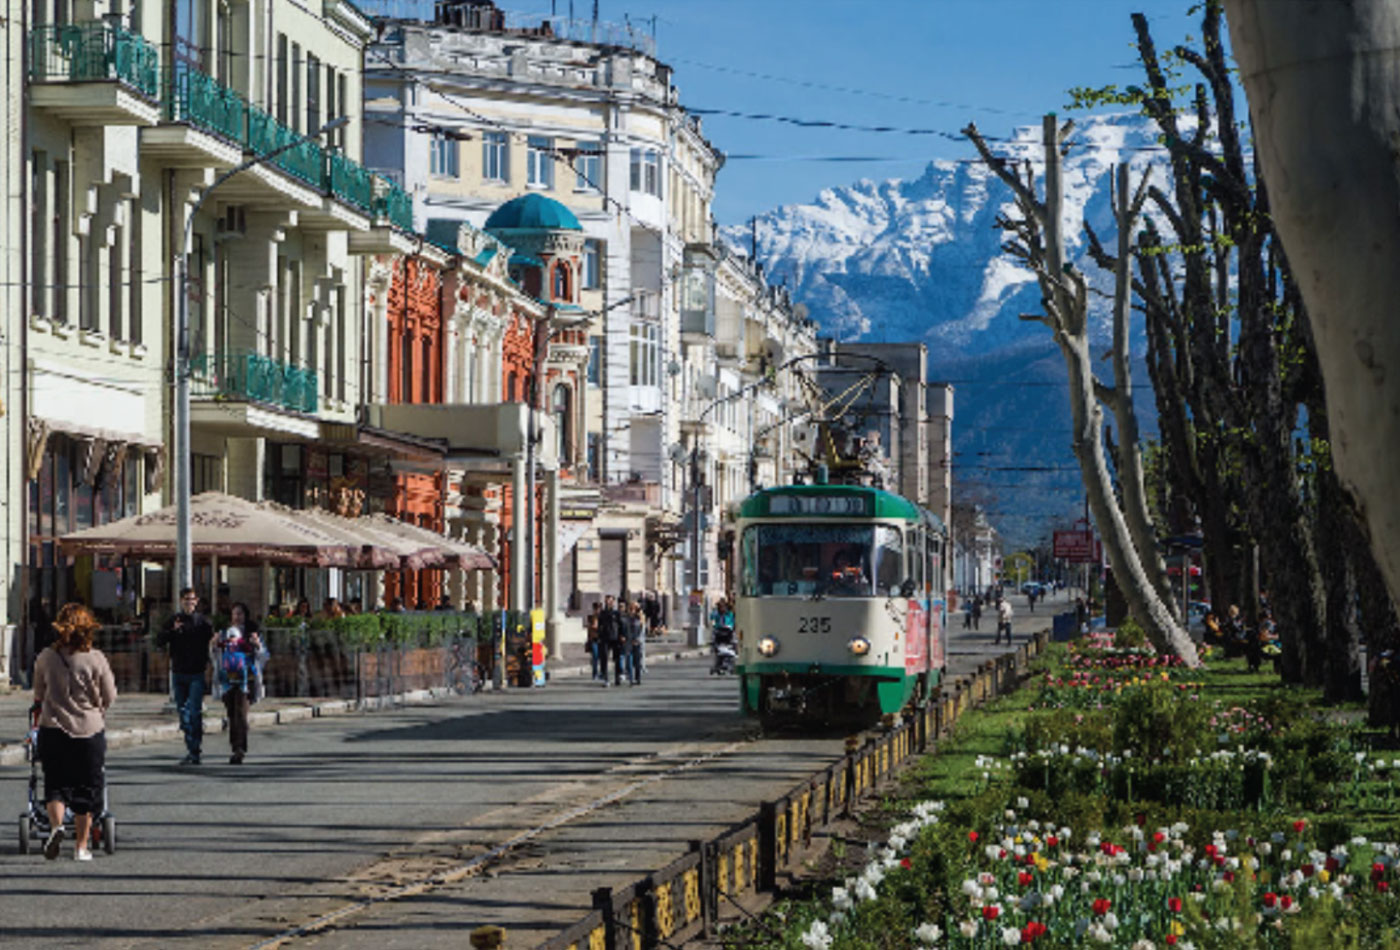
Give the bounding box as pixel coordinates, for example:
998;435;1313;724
32;603;117;861
1224;604;1247;658
995;597;1014;645
586;602;602;681
157;586;214;765
962;600;972;630
624;601;645;685
597;595;623;687
1028;589;1036;612
1075;596;1089;635
970;598;982;632
214;603;267;765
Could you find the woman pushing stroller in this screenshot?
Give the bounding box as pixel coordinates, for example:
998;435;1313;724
32;603;116;861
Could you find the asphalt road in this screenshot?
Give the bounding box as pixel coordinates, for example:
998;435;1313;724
0;598;1054;950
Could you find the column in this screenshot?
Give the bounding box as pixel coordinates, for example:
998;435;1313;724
544;466;562;659
511;455;527;611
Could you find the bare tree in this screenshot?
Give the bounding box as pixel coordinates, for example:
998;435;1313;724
965;117;1200;665
1223;0;1400;611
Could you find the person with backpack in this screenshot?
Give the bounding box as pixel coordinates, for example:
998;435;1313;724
214;603;267;765
157;587;214;765
597;595;623;687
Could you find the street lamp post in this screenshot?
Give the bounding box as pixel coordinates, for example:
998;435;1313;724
173;116;349;594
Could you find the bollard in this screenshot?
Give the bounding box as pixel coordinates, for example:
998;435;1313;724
758;801;779;891
470;925;506;949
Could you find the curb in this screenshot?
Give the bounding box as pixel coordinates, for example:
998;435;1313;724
0;648;712;767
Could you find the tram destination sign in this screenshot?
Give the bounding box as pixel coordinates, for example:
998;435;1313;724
766;493;871;516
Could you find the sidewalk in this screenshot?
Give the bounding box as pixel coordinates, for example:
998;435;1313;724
0;634;705;767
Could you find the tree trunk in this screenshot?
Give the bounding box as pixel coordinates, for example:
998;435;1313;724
1223;0;1400;611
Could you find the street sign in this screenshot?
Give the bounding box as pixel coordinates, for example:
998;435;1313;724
1054;529;1097;563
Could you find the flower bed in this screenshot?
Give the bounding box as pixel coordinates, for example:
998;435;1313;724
727;634;1400;949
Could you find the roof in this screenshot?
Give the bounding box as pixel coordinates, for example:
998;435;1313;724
484;193;583;232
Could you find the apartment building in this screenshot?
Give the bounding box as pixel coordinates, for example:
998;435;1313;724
8;0;417;647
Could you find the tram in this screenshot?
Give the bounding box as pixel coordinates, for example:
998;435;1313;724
733;478;948;724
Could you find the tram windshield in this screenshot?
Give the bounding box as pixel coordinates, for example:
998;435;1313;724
741;523;903;598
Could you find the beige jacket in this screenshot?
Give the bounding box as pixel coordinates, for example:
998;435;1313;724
33;646;117;738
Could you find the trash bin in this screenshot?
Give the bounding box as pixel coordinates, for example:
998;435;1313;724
1052;612;1077;641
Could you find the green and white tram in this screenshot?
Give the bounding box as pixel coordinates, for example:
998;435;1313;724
734;482;948;724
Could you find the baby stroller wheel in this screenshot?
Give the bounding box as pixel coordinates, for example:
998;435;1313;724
100;815;116;854
18;816;32;854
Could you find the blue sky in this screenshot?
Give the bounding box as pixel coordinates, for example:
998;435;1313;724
595;0;1203;223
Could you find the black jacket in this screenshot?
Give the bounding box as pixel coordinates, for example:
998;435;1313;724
598;607;623;644
158;610;214;675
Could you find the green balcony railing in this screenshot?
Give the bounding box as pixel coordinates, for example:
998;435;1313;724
165;64;247;144
30;21;161;100
191;351;319;415
373;178;414;232
329;152;374;211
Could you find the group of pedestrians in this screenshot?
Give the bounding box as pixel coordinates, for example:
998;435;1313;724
961;590;1016;644
585;595;648;686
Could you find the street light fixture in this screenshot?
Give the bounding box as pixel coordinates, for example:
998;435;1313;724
173;116;351;594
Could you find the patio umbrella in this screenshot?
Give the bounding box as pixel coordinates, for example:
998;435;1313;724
278;504;407;570
356;512;496;571
59;492;358;567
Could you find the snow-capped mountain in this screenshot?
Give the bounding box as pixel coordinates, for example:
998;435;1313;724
723;113;1173;549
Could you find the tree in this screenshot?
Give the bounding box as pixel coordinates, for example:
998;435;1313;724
965;118;1200;665
1222;0;1400;614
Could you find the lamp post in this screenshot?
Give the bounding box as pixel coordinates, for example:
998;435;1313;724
173;116;350;594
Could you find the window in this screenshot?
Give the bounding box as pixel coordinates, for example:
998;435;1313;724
553;384;572;461
336;74;348;150
306;54;320;134
127;197;142;345
629;147;660;196
290;43;302;133
552;262;570;301
324;65;336;143
587;432;602;482
628;323;660;387
527;136;553;188
574;140;601;191
30;152;46;320
430;132;459;178
482;131;508;182
275;34;287;123
587;336;601;385
582;239;601;289
53;159;68;324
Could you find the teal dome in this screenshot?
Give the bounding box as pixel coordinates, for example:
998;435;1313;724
484;193;582;232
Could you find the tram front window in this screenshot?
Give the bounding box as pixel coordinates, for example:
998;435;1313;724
742;524;903;598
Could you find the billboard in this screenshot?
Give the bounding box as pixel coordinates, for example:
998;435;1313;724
1054;529;1098;563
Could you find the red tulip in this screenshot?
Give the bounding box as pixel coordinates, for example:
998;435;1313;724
1280;895;1293;910
1167;897;1183;913
968;831;979;843
983;904;1000;921
1262;892;1277;907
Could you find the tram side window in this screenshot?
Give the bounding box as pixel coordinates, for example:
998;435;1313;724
928;534;943;595
874;525;903;596
906;529;923;596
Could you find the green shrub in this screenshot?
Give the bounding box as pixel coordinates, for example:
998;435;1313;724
1115;616;1147;648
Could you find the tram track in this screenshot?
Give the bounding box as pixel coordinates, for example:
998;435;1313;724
220;734;759;949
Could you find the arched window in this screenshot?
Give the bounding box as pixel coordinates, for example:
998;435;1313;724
506;370;517;402
553;383;572;462
553;262;570;302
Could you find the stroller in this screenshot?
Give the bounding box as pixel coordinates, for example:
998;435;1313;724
17;703;116;855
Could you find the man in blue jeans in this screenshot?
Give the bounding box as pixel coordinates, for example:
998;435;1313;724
156;587;214;765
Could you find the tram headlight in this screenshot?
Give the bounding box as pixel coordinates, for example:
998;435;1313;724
757;636;780;657
847;636;872;656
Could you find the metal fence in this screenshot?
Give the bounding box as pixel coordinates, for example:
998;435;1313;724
94;609;536;701
538;632;1051;950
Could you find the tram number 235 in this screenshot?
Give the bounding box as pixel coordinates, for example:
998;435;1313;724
797;617;832;634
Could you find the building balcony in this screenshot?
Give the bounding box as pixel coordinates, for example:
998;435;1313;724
127;63;411;232
191;350;319;415
350;177;418;254
28;21;162;125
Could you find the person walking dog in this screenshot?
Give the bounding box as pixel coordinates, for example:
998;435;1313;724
157;587;214;765
32;603;117;861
